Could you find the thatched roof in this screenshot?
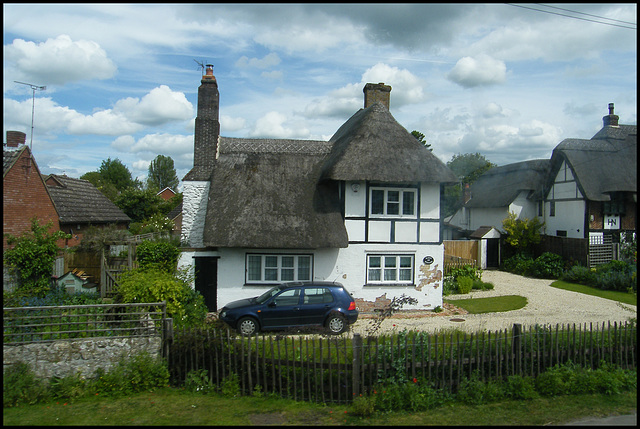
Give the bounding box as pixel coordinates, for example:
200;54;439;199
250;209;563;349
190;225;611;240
321;103;458;184
549;124;636;201
466;159;550;208
46;174;131;225
202;138;348;249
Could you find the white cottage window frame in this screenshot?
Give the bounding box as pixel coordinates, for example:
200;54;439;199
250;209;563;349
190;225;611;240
369;187;418;218
245;254;313;284
366;254;415;285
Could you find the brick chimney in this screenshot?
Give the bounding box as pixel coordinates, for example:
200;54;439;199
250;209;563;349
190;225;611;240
363;82;391;109
602;103;619;127
6;131;26;148
193;64;220;172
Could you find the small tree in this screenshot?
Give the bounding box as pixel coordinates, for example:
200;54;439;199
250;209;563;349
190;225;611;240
502;212;544;256
4;218;71;300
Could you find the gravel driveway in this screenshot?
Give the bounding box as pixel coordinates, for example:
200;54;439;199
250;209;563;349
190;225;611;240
350;270;637;336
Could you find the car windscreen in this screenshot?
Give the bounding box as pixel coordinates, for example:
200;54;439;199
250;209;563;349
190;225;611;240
255;286;283;304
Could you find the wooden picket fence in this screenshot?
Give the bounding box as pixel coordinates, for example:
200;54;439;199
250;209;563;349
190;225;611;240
167;321;636;404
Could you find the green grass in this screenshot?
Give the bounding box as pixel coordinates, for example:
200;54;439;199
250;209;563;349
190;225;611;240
444;295;528;314
3;388;636;426
550;280;637;306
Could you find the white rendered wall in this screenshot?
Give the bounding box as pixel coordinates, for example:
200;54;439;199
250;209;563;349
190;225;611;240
181;181;210;247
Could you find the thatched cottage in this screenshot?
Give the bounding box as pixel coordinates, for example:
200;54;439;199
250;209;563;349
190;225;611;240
180;65;457;312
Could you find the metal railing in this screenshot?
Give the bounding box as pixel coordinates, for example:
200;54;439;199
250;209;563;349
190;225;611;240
3;302;169;345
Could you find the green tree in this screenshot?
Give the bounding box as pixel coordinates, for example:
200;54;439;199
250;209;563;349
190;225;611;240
99;158;138;192
115;188;165;223
447;152;496;184
411;130;432;152
80;171;120;202
3;218;71;299
441;152;497;217
146;155;179;193
502;211;545;255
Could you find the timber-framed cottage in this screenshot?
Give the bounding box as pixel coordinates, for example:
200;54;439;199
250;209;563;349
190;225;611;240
180;66;457;312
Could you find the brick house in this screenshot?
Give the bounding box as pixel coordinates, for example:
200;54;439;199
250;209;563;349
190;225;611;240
180;66;457;312
3;131;60;249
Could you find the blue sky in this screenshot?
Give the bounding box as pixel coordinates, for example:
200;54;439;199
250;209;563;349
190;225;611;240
3;4;637;189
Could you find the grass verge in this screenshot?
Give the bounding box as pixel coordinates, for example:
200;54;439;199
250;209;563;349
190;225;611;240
550;280;637;306
3;388;635;426
444;295;527;314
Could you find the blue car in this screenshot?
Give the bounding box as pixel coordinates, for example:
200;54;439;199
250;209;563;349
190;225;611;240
219;281;358;335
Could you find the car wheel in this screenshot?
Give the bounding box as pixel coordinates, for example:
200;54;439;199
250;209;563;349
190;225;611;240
237;317;258;336
326;314;346;335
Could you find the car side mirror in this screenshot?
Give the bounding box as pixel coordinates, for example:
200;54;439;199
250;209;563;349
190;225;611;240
268;301;277;307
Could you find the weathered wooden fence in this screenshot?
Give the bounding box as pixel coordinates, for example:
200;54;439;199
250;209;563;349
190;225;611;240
167;321;636;403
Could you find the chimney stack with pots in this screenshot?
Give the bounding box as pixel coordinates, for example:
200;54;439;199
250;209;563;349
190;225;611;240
193;64;221;172
5;131;26;148
602;103;619;127
363;82;392;110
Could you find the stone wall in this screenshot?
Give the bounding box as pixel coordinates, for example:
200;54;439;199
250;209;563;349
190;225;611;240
3;336;162;380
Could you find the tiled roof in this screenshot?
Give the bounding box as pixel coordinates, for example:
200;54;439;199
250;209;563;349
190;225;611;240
46;174;131;224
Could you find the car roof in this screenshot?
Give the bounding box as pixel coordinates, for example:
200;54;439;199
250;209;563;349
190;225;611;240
280;281;344;288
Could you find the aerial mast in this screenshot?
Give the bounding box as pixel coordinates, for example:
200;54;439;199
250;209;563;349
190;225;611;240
13;81;46;152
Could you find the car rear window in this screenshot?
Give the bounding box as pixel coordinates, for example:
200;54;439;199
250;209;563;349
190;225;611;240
303;287;334;304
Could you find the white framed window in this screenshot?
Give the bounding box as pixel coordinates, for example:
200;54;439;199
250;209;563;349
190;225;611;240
366;254;414;285
370;187;417;218
246;254;312;284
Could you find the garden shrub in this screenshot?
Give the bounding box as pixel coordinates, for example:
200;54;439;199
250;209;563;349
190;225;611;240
531;252;564;279
456;372;504;405
184;369;214;394
502;253;534;276
561;265;597;286
49;372;90;400
457;276;473;294
136;239;180;273
116;267;208;328
3;362;50;407
504;375;538;400
92;351;169;397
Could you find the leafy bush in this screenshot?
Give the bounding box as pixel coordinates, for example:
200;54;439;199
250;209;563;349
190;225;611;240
504;375;538;400
373;378;452;413
3;362;50;407
456;372;504;405
92;352;169;397
561;265;597;286
184;369;214;394
531;252;564;279
457;276;473;294
448;265;482;281
561;260;636;293
502;253;534;276
136;239;180;273
116;267;208;328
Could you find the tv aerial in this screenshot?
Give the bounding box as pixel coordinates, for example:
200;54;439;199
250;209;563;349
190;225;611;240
14;81;46;151
194;59;213;75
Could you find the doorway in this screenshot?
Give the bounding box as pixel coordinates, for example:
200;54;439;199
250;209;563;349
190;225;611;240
194;257;218;312
486;239;500;268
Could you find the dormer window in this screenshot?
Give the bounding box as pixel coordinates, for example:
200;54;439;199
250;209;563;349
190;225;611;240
370;187;417;218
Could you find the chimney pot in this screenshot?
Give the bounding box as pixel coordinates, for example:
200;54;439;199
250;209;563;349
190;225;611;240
6;131;26;148
603;103;619;127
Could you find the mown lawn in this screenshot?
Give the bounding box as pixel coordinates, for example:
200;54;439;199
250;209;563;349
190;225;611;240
444;295;528;314
550;280;637;306
3;388;636;426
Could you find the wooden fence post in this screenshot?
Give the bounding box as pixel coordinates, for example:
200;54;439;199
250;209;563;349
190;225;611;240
512;323;522;376
352;334;362;398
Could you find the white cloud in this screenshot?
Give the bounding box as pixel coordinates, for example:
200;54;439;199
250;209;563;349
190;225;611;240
221;115;246;132
447;54;506;88
114;85;193;126
361;63;425;106
4;35;117;85
249;111;309;138
235;52;281;69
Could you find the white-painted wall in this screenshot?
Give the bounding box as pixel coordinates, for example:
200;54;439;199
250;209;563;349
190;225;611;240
181;181;210;247
179;243;445;311
178;179;446;311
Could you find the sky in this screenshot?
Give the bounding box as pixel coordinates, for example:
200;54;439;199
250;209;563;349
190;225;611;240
3;3;637;189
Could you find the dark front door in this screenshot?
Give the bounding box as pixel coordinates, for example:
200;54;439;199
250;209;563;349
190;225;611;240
194;257;218;312
486;239;499;268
